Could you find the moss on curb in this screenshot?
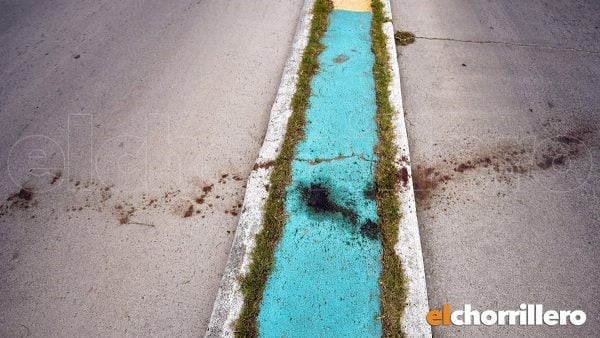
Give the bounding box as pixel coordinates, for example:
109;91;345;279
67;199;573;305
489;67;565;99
234;1;333;336
371;0;408;337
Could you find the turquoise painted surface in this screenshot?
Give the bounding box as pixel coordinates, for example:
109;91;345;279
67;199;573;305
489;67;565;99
257;10;381;337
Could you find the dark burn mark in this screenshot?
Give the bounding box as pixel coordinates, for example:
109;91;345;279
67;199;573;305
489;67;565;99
301;183;378;239
399;166;409;187
454;162;476;173
183;205;194;218
302;183;356;223
50;171;62;185
116;205;135;225
333;54;349;64
360;220;379;240
412;166;452;208
534;133;588;170
555;136;579;145
411;124;595;210
537;155;564;169
17;189;33;201
253;161;274;170
194;184;214;206
3;188;34;211
363;183;377;200
1;173;244;223
304;184;334;211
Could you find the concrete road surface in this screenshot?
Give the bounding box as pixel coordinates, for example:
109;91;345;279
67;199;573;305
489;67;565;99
391;0;600;336
0;0;302;336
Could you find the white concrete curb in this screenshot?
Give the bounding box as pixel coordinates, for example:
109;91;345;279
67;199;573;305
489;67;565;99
382;0;432;336
205;0;315;336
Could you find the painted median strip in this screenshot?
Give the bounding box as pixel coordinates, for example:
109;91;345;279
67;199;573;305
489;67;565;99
207;0;430;336
258;3;380;336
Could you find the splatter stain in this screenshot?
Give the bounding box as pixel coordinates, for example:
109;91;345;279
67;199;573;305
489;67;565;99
302;183;357;223
360;220;379;239
333;54;349;63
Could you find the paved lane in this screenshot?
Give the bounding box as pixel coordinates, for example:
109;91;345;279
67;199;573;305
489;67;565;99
0;0;302;336
392;0;600;336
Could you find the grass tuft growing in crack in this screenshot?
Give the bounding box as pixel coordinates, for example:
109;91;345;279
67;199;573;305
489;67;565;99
394;30;416;45
371;0;407;337
234;0;333;336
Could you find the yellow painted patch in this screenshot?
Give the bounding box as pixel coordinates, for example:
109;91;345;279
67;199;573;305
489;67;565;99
332;0;371;12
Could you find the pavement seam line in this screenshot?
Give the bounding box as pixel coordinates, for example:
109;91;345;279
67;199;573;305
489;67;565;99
380;0;432;336
296;154;375;163
415;35;600;54
204;0;316;336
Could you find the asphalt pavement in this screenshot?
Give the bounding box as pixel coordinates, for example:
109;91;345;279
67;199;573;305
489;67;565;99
0;0;302;336
391;0;600;336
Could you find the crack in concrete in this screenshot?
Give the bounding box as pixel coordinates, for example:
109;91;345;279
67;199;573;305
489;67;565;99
414;35;600;54
296;153;376;164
